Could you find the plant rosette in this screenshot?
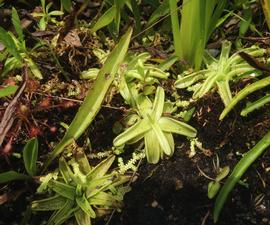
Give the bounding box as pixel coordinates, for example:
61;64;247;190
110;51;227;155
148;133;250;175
113;86;197;164
175;41;267;106
32;153;131;225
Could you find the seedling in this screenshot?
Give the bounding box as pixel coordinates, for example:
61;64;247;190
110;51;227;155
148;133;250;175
32;0;64;30
0;8;42;79
207;156;230;199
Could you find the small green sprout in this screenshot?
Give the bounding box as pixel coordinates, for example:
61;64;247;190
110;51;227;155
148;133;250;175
0;8;42;79
32;0;64;30
208;166;230;199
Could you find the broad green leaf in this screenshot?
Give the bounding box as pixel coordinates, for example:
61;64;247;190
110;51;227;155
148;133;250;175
23;138;38;176
49;10;64;16
159;117;197;137
61;0;72;12
147;115;172;155
164;132;174;156
239;7;252;37
80;68;99;79
74;208;91;225
76;195;96;218
59;157;76;184
0;171;29;183
25;56;43;79
47;199;74;225
86;155;115;180
12;7;24;43
147;66;169;79
88;191;122;208
37;171;58;193
208;181;220;199
91;6;116;32
86;175;114;198
169;0;181;58
151;86;165;121
113;119;151;147
2;57;21;77
216;166;230;182
130;0;141;33
39;17;46;31
145;130;161;164
43;28;132;170
175;70;207;89
32;195;67;211
48;180;76;200
0;85;18;98
147;0;170;26
193;72;218;98
158;55;178;71
135;94;152;117
109;175;131;187
216;80;232;106
75;150;91;175
0;27;22;61
114;1;122;34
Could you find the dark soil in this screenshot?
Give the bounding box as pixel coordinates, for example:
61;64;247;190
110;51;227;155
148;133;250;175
98;89;270;225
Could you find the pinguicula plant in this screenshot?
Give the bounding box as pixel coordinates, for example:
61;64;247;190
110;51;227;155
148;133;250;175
118;52;169;107
0;8;42;79
32;152;131;225
175;41;268;106
113;86;197;164
81;51;170;107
